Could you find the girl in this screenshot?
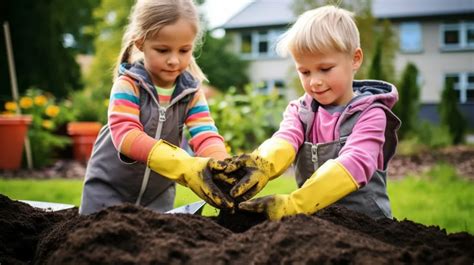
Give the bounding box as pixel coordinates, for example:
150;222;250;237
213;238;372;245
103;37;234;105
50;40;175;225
79;0;233;215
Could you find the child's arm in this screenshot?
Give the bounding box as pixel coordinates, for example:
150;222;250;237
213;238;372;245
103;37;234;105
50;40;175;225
185;89;228;160
336;107;387;186
107;77;156;163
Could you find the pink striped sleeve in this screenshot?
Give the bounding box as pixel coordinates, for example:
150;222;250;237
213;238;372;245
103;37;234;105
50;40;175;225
108;77;157;162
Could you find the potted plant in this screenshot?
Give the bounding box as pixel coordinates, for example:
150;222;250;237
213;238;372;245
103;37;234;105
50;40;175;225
1;88;71;169
0;111;32;170
68;89;107;163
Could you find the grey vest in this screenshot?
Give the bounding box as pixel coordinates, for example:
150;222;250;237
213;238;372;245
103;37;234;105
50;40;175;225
294;100;400;220
79;71;197;215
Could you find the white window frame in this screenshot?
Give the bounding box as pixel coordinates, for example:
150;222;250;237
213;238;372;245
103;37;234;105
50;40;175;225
445;72;474;103
257;79;286;95
440;21;474;51
399;22;423;53
238;28;285;59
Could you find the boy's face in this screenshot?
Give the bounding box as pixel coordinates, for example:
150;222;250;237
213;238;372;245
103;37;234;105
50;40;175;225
135;18;196;88
293;48;363;106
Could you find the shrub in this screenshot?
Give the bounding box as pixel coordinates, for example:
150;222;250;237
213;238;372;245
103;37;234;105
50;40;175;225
208;85;287;154
439;79;466;144
393;63;420;140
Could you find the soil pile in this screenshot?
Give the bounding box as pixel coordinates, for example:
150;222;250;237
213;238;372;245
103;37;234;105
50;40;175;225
0;194;473;265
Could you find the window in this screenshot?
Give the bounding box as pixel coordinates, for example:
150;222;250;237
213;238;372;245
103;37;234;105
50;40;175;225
238;29;285;58
445;73;474;103
257;79;286;95
441;21;474;50
399;22;423;53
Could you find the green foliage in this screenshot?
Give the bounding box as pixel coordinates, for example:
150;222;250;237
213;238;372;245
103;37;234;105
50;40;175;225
398;121;452;155
0;0;99;100
368;37;385;80
393;63;420;139
208;86;287;154
388;164;474;234
70;89;108;124
439;79;466;144
196;31;250;92
2;88;73;168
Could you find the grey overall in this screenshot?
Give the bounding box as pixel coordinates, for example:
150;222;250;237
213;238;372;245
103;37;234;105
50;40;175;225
294;98;400;220
79;66;198;215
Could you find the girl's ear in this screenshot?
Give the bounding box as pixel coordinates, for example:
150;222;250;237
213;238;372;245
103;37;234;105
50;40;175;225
135;38;144;52
352;48;363;71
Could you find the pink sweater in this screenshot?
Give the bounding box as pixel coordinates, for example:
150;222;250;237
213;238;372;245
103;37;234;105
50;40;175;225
274;82;398;186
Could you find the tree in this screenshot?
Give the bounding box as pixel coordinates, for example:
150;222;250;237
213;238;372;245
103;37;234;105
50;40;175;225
439;79;466;144
196;31;249;91
0;0;99;101
392;63;420;139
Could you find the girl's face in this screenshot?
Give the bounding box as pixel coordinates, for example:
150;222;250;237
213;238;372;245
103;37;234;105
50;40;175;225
136;18;196;88
293;48;363;106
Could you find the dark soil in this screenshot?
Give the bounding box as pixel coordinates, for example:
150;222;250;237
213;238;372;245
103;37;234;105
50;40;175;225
1;194;472;265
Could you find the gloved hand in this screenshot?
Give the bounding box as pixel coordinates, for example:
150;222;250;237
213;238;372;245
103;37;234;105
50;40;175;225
216;138;295;201
238;159;359;220
147;139;233;209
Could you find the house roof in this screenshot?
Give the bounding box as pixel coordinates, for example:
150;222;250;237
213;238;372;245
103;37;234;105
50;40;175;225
221;0;474;29
221;0;295;29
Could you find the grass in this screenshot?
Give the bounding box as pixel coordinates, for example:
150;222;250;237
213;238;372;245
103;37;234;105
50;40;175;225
388;163;474;234
0;164;472;234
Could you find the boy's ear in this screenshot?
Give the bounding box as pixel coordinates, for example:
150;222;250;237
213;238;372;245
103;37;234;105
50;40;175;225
135;38;144;52
352;48;363;71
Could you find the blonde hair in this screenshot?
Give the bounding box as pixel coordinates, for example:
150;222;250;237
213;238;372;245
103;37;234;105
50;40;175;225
276;5;360;56
114;0;206;82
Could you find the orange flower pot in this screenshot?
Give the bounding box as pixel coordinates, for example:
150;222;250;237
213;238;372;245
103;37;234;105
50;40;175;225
0;115;32;170
67;122;102;163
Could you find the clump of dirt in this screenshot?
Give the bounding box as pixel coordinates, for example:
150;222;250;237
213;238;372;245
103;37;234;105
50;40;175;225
0;194;472;265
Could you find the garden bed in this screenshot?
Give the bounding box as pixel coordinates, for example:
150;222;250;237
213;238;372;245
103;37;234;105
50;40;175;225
1;194;472;264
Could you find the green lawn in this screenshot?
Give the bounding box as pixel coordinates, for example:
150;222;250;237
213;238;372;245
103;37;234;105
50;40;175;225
1;164;472;234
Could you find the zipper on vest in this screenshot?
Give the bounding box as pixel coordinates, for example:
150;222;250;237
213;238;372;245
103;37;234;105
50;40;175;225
136;106;167;206
311;144;319;171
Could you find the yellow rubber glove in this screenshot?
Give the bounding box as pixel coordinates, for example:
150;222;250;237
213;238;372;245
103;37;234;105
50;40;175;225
238;159;359;220
218;138;295;201
147;139;233;209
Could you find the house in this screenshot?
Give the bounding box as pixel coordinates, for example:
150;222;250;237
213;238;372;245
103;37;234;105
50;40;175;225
220;0;474;127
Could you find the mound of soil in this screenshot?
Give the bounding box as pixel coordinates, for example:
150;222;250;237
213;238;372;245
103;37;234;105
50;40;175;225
1;194;472;265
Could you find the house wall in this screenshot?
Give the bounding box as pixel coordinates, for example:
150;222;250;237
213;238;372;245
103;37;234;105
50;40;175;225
393;20;474;103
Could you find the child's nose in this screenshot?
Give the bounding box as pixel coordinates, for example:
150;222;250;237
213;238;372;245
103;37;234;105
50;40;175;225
167;55;179;66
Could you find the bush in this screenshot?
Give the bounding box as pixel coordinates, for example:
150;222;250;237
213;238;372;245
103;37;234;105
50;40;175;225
2;88;73;168
439;79;466;144
398;121;452;155
393;63;420;139
208;85;287;154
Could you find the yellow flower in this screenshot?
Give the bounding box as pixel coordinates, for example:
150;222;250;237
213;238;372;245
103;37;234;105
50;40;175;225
42;120;54;129
103;99;110;107
19;97;33;109
45;105;60;118
4;101;17;112
34;95;48;106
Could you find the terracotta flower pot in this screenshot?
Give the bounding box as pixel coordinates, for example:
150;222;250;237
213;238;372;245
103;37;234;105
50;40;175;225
67;122;102;163
0;115;32;170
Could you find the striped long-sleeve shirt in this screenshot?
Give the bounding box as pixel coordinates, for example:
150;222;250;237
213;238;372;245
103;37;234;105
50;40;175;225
107;76;228;163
